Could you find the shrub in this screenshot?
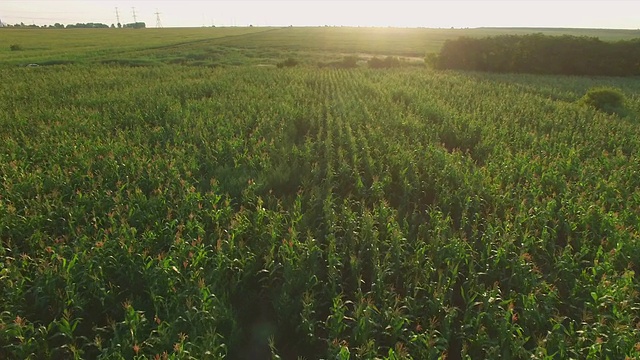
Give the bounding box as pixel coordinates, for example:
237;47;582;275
10;44;23;51
579;87;626;114
368;56;401;69
277;57;299;68
340;56;358;68
424;53;438;68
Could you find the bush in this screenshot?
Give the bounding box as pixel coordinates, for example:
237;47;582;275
277;57;299;68
579;87;626;114
340;56;358;68
10;44;23;51
368;56;401;69
424;53;438;68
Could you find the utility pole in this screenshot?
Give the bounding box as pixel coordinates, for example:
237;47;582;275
115;7;121;27
132;7;137;23
155;9;163;28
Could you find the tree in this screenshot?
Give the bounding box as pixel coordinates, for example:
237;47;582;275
110;23;116;28
432;34;640;76
123;22;145;29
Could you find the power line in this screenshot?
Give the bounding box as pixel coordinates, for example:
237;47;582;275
155;9;162;28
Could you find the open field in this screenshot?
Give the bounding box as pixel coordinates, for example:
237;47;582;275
1;27;640;359
3;26;640;66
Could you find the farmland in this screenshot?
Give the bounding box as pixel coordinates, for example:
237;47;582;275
1;27;640;359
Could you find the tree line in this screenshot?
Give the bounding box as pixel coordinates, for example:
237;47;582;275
429;33;640;76
3;22;146;29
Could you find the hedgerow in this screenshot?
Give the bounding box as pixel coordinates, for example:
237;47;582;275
430;34;640;76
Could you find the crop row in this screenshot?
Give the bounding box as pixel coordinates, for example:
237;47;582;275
1;65;639;359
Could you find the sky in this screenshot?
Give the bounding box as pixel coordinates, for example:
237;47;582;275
0;1;639;29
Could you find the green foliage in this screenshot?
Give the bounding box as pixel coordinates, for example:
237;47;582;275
2;30;640;359
122;22;146;29
368;56;401;69
579;87;626;114
433;34;640;76
9;44;22;51
424;52;438;67
2;27;639;68
65;23;109;29
276;57;299;68
340;55;358;68
0;27;270;67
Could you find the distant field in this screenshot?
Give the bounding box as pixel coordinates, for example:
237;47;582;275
1;27;640;359
208;26;640;56
0;27;271;64
2;26;640;66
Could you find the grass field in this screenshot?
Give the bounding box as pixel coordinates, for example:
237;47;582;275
3;26;640;66
1;27;640;359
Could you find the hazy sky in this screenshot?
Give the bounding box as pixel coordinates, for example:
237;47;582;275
1;1;639;29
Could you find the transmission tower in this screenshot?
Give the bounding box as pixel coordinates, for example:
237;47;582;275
155;9;163;28
115;7;120;26
132;7;137;23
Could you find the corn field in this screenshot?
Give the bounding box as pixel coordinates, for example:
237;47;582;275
1;64;640;359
